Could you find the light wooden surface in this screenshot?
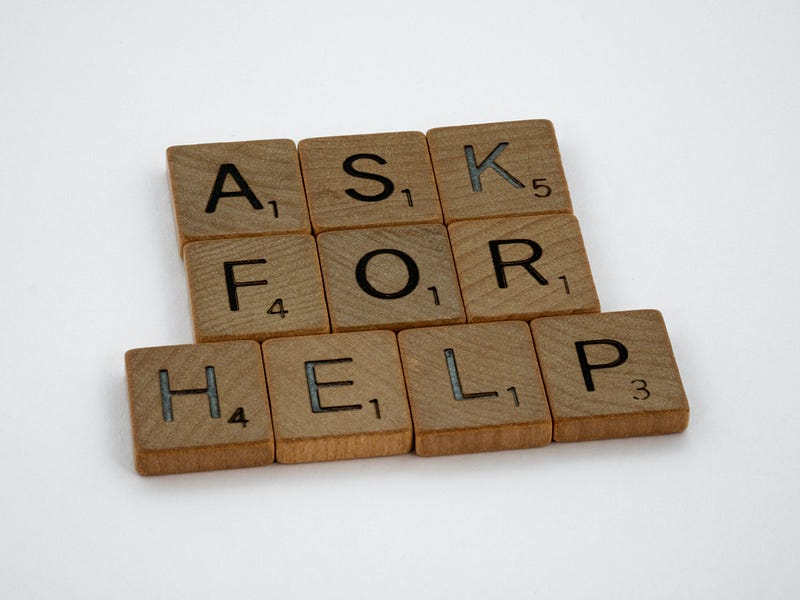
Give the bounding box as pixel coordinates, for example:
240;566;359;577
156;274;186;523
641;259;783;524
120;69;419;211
184;234;329;342
398;321;552;456
449;214;600;322
167;139;310;250
298;131;443;233
426;119;572;223
531;310;689;442
316;224;466;332
262;330;412;463
125;341;274;475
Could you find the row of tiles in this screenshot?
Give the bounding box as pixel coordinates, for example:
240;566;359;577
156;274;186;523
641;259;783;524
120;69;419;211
185;215;600;342
126;311;690;476
168;119;572;251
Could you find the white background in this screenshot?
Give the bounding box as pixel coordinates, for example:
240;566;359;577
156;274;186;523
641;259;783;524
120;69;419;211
1;1;798;598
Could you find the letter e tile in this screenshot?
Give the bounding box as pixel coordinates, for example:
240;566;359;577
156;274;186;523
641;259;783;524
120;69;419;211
531;310;690;442
262;330;412;463
398;321;551;456
125;341;274;475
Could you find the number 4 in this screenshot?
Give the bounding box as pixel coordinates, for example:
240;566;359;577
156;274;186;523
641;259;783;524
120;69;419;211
267;298;288;318
228;407;249;427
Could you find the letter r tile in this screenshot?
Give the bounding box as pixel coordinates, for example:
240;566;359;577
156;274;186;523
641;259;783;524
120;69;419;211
262;330;412;463
531;310;690;442
398;321;552;456
125;341;274;475
167;139;310;251
427;119;572;223
184;234;329;342
449;215;600;322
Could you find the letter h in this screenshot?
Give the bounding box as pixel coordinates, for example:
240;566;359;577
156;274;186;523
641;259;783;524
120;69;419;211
159;366;221;422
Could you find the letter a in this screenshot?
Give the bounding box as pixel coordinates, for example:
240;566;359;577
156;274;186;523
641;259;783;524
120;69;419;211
205;164;264;213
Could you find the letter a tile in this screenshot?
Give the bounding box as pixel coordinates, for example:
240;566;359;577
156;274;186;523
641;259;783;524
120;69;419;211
262;330;412;463
125;341;274;475
531;310;690;442
427;119;572;223
398;321;551;456
184;234;329;342
167;139;310;251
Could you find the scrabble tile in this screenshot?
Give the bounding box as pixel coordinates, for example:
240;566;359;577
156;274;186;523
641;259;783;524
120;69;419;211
184;234;329;342
427;119;572;223
449;214;600;322
298;131;442;233
262;330;412;463
316;224;465;332
531;310;690;442
398;321;552;456
125;341;274;475
167;139;310;250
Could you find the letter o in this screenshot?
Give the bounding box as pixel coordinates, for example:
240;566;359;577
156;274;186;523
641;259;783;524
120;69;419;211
355;248;420;299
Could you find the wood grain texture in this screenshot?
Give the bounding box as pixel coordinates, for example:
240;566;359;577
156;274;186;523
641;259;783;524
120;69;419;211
316;224;465;332
426;119;572;224
167;139;310;251
125;341;274;475
262;330;412;463
184;234;329;342
398;321;551;456
449;214;600;322
298;131;442;233
531;310;689;442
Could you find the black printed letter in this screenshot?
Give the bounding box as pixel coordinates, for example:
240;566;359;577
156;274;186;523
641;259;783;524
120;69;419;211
206;164;264;213
488;239;548;288
224;259;268;311
574;339;629;392
355;248;420;299
342;153;395;202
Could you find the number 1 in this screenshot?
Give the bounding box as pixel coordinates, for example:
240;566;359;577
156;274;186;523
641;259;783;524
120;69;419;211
369;399;381;419
507;386;520;407
558;275;570;294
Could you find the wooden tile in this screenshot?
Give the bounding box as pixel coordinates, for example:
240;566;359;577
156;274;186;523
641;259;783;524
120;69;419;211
262;330;412;463
167;139;310;251
316;224;465;332
184;234;329;342
298;131;442;233
398;321;551;456
449;214;600;322
531;310;690;442
125;341;274;475
427;119;572;223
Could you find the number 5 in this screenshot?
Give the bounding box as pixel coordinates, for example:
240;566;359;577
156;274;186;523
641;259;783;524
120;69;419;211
532;178;552;198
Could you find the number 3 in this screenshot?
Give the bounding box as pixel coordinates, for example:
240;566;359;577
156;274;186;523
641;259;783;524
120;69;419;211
631;380;650;400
